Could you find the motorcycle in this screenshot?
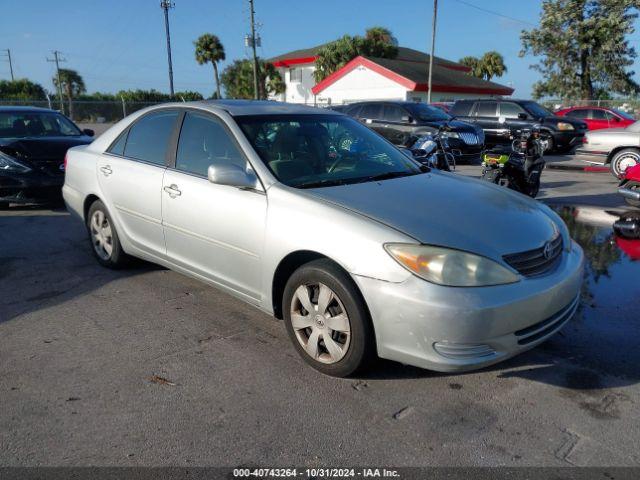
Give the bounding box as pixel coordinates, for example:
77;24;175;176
407;125;456;172
480;127;545;198
618;163;640;208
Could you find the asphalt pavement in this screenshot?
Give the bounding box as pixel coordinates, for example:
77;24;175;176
0;167;638;467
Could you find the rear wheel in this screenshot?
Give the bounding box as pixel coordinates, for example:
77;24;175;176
87;200;129;268
610;148;640;179
282;259;375;377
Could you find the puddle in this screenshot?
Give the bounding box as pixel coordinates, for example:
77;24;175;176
547;206;640;380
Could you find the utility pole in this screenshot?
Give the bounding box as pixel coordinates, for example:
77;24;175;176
47;50;66;113
160;0;175;98
427;0;438;103
248;0;260;99
1;49;14;81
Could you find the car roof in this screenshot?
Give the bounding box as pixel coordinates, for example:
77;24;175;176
179;99;333;116
0;106;59;113
454;98;532;103
347;100;420;107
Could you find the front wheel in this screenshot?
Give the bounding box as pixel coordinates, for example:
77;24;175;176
87;200;129;268
610;148;640;179
282;259;375;377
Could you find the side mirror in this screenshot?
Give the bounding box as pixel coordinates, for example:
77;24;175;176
613;116;621;122
517;113;528;120
498;115;506;124
83;128;95;137
207;163;258;189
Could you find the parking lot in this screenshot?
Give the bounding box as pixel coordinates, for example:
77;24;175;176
1;163;638;467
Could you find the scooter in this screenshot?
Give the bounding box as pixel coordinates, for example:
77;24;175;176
480;128;545;198
618;163;640;207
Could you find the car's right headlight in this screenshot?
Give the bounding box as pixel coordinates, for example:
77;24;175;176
0;151;31;173
384;243;520;287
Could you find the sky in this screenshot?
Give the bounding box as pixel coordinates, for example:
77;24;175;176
1;0;639;98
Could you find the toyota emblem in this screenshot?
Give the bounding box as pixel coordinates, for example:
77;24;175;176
543;241;553;260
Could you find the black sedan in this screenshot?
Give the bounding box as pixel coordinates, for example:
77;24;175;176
340;101;485;164
0;107;94;207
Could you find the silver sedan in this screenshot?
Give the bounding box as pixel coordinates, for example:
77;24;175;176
576;121;640;178
63;100;584;377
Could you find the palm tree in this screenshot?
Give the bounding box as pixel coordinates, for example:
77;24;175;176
194;34;226;99
458;56;482;77
479;51;507;81
53;69;85;119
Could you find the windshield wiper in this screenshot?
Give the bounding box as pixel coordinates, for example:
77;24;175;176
359;171;419;183
295;178;350;189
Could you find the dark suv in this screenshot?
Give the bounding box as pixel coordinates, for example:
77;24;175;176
342;101;485;163
450;99;588;153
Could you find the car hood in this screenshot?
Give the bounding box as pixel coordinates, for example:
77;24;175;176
305;172;559;259
0;136;93;161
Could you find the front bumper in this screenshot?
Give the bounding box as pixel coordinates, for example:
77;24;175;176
0;172;64;204
353;240;584;372
552;130;586;150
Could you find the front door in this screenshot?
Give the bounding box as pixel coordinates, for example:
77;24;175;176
161;111;267;302
96;109;180;257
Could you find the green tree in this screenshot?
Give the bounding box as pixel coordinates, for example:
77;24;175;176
53;69;86;119
459;52;507;81
194;33;226;99
221;58;285;99
0;79;47;100
313;27;398;82
520;0;639;100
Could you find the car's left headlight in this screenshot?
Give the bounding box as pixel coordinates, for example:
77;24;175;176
557;122;574;131
0;151;31;173
384;243;520;287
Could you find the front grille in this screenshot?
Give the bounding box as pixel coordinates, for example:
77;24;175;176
459;132;479;145
503;234;563;277
514;295;579;345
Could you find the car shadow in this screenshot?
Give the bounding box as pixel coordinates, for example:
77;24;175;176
0;208;162;324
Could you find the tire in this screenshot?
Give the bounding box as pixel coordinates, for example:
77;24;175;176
282;258;375;377
541;134;554;153
86;199;129;269
623;181;640;208
610;148;640;179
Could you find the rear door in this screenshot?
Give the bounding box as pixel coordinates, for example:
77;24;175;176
97;109;180;257
472;101;501;144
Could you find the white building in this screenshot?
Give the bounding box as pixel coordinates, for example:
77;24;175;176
268;45;513;105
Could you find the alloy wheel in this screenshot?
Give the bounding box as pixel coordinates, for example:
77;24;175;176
617;153;640;176
290;282;351;364
90;210;113;260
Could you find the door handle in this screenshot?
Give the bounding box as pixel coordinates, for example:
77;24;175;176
163;184;182;198
100;165;112;176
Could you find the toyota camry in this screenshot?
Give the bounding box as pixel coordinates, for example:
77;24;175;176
63;100;584;377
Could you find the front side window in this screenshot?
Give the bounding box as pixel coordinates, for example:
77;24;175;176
175;112;246;177
523;101;553;118
475;102;497;117
406;103;451;122
499;102;526;118
359;104;382;120
382;105;407;122
591;109;612;120
237;114;422;188
123;110;179;165
0;111;82;138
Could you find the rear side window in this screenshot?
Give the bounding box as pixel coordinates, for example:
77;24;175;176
175;112;246;177
108;132;128;156
449;101;472;116
475;102;497;117
565;109;588;119
360;104;382;120
123;110;179;165
382;105;407;122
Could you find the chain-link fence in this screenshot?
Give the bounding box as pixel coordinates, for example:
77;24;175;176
540;98;640;115
0;99;165;123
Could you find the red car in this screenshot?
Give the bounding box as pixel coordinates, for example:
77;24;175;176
555;106;635;130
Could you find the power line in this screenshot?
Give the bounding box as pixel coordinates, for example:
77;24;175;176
46;50;66;112
1;49;14;81
451;0;537;27
160;0;175;98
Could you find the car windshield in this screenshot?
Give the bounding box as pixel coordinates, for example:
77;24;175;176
406;103;451;121
237;114;423;188
523;102;554;118
613;109;635;121
0;111;83;138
